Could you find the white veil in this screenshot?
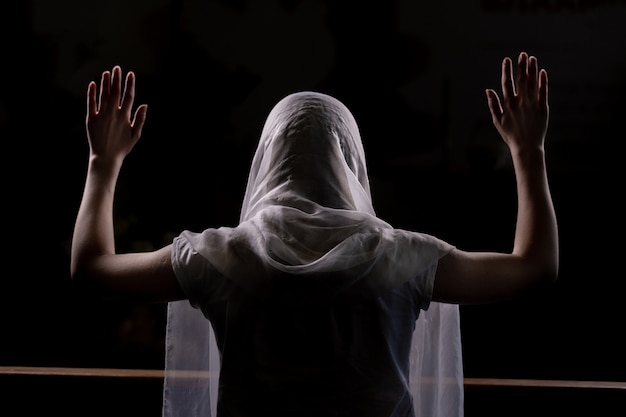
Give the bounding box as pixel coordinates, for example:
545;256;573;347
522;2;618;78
162;92;463;417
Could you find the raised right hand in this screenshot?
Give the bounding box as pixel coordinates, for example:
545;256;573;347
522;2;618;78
486;52;549;153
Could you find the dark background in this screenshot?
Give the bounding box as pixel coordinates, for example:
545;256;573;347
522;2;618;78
1;0;625;415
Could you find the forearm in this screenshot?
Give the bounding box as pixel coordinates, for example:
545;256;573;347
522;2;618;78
510;146;559;279
71;156;123;278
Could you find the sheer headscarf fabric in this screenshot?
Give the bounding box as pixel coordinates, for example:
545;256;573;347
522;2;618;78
162;91;463;416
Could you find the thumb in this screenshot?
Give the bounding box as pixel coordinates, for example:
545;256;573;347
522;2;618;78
485;89;503;127
131;104;148;140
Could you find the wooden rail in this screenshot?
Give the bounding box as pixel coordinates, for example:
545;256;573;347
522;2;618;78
1;366;625;390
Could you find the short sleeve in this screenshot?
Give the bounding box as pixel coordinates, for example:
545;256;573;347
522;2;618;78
171;231;227;310
409;262;439;312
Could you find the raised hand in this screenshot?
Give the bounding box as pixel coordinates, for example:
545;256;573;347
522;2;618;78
486;52;549;153
86;66;148;163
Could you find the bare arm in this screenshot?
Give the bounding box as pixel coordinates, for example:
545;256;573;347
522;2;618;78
70;66;184;303
433;52;558;304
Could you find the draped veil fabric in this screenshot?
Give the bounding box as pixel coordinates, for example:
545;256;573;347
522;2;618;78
162;92;463;416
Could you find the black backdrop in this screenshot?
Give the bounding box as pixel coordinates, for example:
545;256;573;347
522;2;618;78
1;0;625;414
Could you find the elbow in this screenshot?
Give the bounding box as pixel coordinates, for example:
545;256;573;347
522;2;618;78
70;259;83;283
70;262;93;294
540;245;560;284
531;255;559;288
547;257;559;283
539;261;559;286
514;244;559;285
70;249;104;286
70;258;80;281
70;256;91;285
512;251;559;291
70;258;102;297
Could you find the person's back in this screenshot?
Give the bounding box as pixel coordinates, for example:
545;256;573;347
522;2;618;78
164;90;459;416
199;276;427;416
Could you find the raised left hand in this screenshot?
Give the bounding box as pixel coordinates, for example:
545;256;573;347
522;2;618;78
86;66;147;163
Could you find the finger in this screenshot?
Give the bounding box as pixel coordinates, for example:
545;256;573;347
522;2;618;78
121;71;136;117
528;55;538;100
486;89;503;125
86;81;97;120
111;66;122;108
131;104;148;141
501;57;515;104
538;69;548;111
99;70;111;111
516;52;528;99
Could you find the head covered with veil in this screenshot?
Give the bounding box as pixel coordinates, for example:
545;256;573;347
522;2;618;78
163;91;464;417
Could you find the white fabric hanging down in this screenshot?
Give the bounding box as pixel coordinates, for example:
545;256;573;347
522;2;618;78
162;91;463;417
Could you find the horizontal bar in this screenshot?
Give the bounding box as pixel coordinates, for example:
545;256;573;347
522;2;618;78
1;367;625;390
463;377;626;389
